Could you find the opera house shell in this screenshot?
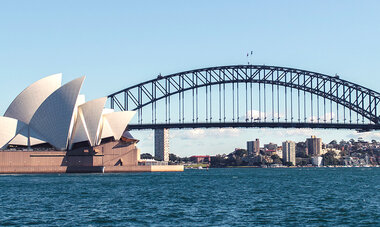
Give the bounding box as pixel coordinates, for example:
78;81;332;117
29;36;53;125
0;74;183;173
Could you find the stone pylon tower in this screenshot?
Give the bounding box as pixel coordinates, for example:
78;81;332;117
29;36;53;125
154;128;169;161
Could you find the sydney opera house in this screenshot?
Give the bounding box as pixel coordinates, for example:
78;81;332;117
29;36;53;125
0;74;183;173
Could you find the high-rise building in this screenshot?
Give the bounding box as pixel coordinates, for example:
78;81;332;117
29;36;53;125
154;129;169;161
282;141;296;165
306;135;322;156
247;139;260;155
275;147;283;159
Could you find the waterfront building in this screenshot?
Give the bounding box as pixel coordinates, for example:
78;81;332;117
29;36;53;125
0;74;183;173
322;148;342;157
306;136;322;156
312;156;323;167
155;128;169;161
0;75;135;150
264;143;278;151
276;147;283;159
282;141;296;165
247;138;260;155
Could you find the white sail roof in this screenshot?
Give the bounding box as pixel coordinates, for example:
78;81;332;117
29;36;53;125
76;95;86;106
67;94;86;146
70;112;89;145
29;76;85;150
78;97;107;146
8;126;46;146
101;111;136;141
100;115;114;140
2;74;137;151
4;74;62;124
0;116;27;149
98;108;115;142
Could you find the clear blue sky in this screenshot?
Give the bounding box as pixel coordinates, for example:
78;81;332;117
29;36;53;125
1;0;380;156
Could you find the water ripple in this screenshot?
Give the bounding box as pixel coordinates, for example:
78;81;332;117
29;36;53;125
0;168;379;226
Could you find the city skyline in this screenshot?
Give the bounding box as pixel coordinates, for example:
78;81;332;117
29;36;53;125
1;0;380;156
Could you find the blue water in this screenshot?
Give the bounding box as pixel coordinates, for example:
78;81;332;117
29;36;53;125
0;168;379;226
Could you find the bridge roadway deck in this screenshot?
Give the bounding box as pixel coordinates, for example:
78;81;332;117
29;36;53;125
128;122;380;131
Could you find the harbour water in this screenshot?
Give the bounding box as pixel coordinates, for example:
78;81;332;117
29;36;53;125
0;168;379;226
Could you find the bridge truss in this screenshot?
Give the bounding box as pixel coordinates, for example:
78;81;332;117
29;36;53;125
108;65;380;131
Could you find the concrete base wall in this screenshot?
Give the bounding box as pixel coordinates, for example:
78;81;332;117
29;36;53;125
0;141;183;174
105;165;184;173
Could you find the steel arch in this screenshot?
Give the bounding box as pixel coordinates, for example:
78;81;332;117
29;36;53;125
108;65;380;130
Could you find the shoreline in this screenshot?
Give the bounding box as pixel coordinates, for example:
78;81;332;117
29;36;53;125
185;165;379;169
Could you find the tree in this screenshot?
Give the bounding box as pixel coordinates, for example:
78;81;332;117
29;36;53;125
169;153;180;162
210;155;226;168
234;149;247;157
339;150;348;157
271;154;282;164
329;140;338;149
181;157;190;163
296;142;307;152
297;159;308;166
284;161;294;166
339;140;347;146
349;139;355;145
296;150;309;158
140;153;153;159
322;151;340;166
235;156;244;166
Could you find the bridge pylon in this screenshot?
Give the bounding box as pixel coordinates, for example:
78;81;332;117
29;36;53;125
154;128;169;161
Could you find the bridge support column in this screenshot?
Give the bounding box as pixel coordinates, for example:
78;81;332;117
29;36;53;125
154;128;169;162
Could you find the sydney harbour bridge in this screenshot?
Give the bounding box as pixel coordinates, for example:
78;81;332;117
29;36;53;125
108;65;380;132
